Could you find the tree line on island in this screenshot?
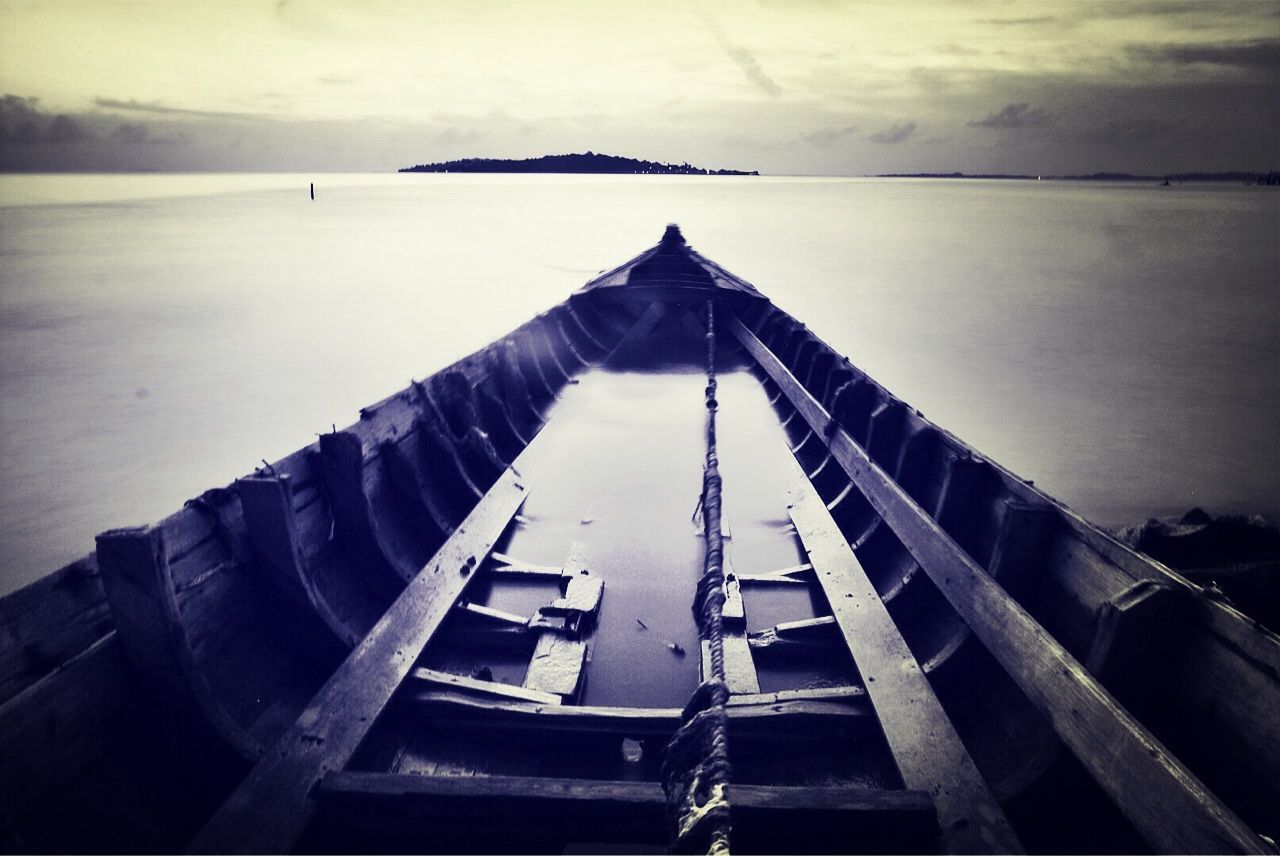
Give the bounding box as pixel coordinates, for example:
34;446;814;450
399;152;758;175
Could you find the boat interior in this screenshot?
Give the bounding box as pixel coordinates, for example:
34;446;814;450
0;226;1277;854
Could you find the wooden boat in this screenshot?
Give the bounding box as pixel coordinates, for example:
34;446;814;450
1;225;1277;855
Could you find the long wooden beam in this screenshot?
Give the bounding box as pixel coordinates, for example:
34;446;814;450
189;467;530;854
785;452;1020;853
317;770;935;816
726;313;1267;855
314;772;939;853
410;688;873;733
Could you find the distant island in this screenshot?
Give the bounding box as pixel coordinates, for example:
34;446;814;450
399;152;758;175
877;171;1279;184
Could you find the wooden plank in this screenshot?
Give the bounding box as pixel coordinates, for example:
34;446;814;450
455;601;530;628
189;467;529;854
604;300;668;356
701;638;762;696
489;552;565;577
410;689;871;731
722;569;745;624
747;615;843;651
0;555;110;705
523;634;587;699
729;685;865;706
557;572;604;615
728;313;1268;855
735;562;813;585
316;770;936;816
411;689;873;733
785;451;1019;854
411;667;561;705
774;614;837;634
0;632;129;821
311;773;938;853
523;546;597;700
702;559;760;694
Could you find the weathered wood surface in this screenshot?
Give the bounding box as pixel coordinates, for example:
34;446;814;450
523;547;598;700
238;476;378;647
735;561;813;585
488;551;565;577
711;561;761;695
701;639;762;695
410;689;873;732
311;773;937;853
0;633;125;823
411;667;560;705
189;467;529;854
524;633;588;698
316;770;935;815
455;600;530;627
603;299;668;354
95;525;265;761
0;555;109;704
729;312;1268;855
785;450;1020;853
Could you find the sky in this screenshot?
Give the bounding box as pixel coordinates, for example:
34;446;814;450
0;0;1277;175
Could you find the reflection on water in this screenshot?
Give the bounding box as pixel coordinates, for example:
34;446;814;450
0;174;1277;594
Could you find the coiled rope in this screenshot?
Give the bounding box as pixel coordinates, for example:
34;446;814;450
661;299;733;856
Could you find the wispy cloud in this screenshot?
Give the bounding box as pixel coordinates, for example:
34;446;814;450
868;121;916;144
93;98;265;121
976;16;1057;26
969;103;1049;129
699;12;782;97
1126;39;1280;71
802;124;859;146
110;123;189;145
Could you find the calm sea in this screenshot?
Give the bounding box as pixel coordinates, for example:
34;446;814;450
1;173;1276;595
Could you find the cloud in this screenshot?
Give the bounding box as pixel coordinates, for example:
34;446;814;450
968;103;1049;129
1084;117;1176;146
975;16;1057;26
1126;39;1280;72
435;126;485;146
93;98;264;121
868;121;916;144
110;123;188;145
802;124;859;146
699;13;782;97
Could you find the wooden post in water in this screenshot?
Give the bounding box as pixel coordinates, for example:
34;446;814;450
309;182;314;200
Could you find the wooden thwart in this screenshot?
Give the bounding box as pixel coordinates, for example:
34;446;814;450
316;770;936;817
728;313;1268;855
488;552;565;578
411;667;560;706
189;467;530;854
411;688;872;731
735;562;813;585
784;451;1020;854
